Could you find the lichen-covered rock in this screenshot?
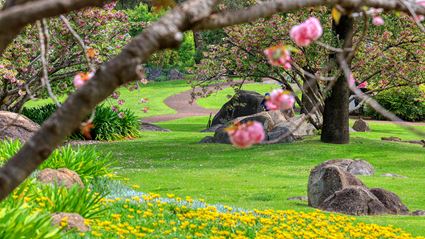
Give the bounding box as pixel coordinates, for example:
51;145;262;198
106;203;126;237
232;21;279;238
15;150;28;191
0;111;40;142
319;186;388;216
369;188;409;215
308;165;365;208
313;159;375;176
51;213;89;232
211;90;265;126
352;118;370;132
140;122;170;132
37;168;84;189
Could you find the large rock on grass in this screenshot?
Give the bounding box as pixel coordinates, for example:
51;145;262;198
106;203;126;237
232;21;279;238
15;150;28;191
140;122;170;132
308;165;365;208
369;188;409;215
308;160;409;216
0;111;40;142
37;168;84;189
211;90;265;126
352;118;370;132
319;186;388;216
51;213;89;232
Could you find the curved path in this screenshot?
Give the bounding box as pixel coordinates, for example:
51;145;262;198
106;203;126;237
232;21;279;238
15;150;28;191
142;86;222;123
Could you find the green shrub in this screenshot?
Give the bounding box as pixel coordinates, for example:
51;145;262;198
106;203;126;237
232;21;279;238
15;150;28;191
40;146;114;184
22;104;140;141
0;139;20;164
0;204;62;239
364;86;425;121
0;141;114;183
91;106;140;141
126;3;195;70
21;103;57;125
33;184;107;219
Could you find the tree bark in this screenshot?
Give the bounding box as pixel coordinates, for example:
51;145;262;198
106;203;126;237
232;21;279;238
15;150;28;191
321;15;353;144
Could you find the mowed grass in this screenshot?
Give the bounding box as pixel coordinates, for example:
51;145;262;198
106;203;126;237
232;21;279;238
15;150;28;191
93;117;425;236
25;80;191;118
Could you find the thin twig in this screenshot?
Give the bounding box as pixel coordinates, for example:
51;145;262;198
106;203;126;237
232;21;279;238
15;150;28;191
37;19;61;107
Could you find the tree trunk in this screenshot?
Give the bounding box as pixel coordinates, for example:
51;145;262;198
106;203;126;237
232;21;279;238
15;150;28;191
321;15;353;144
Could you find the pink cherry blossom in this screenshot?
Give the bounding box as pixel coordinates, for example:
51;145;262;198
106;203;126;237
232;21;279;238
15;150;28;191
372;16;385;26
227;121;265;148
357;81;368;89
264;46;292;69
290;17;323;47
265;89;295;111
73;71;94;89
0;65;4;69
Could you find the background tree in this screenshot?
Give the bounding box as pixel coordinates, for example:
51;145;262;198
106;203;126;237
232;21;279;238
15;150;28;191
0;5;130;111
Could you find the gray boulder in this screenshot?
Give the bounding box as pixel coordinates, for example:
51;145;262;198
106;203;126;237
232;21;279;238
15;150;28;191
211;90;265;126
352;118;370;132
319;186;388;216
412;210;425;216
168;69;185;80
0;111;40;142
370;188;409;215
198;136;215;144
140;122;170;132
201;124;224;133
314;159;375;176
308;165;365;208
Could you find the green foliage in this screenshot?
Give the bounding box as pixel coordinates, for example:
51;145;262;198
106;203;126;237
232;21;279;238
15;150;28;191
22;104;140;141
365;87;425;121
0;204;62;239
40;146;114;184
0;141;113;184
21;103;57;125
33;184;107;219
91;106;140;141
0;139;20;163
125;3;195;70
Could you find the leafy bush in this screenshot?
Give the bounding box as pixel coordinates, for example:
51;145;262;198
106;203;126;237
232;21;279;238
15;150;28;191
22;104;140;141
364;86;425;121
126;3;195;70
33;184;107;219
0;141;114;183
0;139;20;163
91;106;140;141
0;204;62;239
40;146;114;184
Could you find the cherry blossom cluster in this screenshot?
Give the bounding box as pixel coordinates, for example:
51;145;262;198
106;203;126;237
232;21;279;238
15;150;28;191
226;121;265;148
348;74;368;89
290;17;323;47
263;46;292;70
73;72;94;88
265;89;296;111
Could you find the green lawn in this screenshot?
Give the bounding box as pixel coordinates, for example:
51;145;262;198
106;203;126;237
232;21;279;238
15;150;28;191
25;80;191;118
92;117;425;236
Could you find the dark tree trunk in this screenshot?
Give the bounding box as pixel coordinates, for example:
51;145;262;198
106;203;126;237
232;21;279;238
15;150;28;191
321;15;353;144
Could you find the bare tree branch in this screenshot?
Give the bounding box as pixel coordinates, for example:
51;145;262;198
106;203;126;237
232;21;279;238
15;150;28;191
0;0;108;54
